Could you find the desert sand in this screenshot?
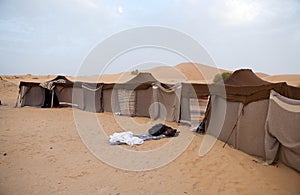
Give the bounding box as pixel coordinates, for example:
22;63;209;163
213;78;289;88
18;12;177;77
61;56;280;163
1;71;300;194
263;74;300;87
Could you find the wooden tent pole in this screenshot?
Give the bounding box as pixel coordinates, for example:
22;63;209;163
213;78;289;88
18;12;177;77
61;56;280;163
51;90;54;108
16;86;23;107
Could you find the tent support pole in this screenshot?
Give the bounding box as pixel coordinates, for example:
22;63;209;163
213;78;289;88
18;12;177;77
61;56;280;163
223;104;245;148
15;87;22;107
51;90;54;108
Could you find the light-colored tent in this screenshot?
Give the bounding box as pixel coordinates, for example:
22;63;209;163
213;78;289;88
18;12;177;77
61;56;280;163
204;69;298;159
265;90;300;172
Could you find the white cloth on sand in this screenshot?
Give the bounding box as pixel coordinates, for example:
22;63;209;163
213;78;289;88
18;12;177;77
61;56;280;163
109;131;144;146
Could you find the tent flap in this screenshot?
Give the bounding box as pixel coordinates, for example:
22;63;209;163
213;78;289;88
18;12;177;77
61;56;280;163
265;90;300;172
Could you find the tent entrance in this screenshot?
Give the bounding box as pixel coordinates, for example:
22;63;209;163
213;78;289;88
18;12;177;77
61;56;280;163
42;89;59;108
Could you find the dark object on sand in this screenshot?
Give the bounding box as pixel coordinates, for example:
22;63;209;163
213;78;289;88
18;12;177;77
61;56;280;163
195;121;206;134
148;123;177;137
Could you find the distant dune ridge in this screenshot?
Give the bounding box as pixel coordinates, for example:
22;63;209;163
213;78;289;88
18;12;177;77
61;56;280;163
263;74;300;87
2;63;299;86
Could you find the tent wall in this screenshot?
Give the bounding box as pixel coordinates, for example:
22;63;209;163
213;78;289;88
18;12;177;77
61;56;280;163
180;83;210;124
82;83;103;113
265;91;300;172
237;100;269;158
102;87;120;113
72;86;84;109
117;89;136;116
20;85;45;107
189;98;209;124
180;97;190;122
206;95;241;147
180;97;209;124
135;87;153;117
155;84;181;122
102;89;113;112
206;95;268;159
55;86;73;106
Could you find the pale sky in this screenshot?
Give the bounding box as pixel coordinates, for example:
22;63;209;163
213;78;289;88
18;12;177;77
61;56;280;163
1;0;300;76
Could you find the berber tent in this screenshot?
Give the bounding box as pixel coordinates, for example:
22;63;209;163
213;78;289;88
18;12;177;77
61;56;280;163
203;69;298;159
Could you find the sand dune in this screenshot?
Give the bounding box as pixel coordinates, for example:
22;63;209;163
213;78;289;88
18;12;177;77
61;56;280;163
255;72;270;78
76;63;228;84
263;74;300;87
175;62;229;82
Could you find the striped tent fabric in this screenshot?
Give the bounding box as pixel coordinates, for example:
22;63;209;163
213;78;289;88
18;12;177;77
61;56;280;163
117;89;136;116
189;97;209;124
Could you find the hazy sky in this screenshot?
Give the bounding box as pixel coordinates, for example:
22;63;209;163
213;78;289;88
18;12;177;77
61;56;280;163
1;0;300;76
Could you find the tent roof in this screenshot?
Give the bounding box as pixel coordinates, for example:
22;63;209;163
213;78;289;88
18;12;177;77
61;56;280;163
124;72;158;85
223;69;270;86
19;75;75;88
49;75;74;85
210;69;289;104
115;72;158;89
181;83;210;98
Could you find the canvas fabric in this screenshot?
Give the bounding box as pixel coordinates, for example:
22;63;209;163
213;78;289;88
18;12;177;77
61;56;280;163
206;95;268;159
40;79;66;90
135;87;153;117
180;83;210;123
20;85;45;107
72;83;84;109
189;98;209;124
55;86;73;106
154;83;181;122
117;89;136;116
265;90;300;172
204;69;300;160
82;83;103;113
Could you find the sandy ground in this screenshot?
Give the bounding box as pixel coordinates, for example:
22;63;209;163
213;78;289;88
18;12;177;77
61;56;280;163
1;75;300;194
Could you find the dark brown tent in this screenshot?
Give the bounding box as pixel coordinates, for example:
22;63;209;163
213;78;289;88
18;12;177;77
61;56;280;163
204;69;300;159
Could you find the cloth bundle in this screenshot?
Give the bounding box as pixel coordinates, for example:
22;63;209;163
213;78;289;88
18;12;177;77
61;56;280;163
108;124;178;146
